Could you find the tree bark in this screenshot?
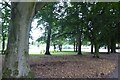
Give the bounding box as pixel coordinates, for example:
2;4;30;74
3;2;36;78
75;42;78;52
74;40;76;52
111;39;116;53
91;41;94;54
107;44;110;54
45;25;51;55
107;39;111;54
1;20;6;54
78;30;82;55
2;34;5;54
94;42;99;58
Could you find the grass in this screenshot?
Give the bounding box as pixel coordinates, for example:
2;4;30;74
30;51;77;56
51;51;77;56
29;51;90;56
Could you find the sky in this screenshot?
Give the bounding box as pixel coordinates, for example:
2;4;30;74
30;19;44;42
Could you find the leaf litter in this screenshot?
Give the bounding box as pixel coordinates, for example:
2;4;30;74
30;53;118;78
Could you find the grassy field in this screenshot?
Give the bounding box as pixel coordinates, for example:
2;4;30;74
29;51;91;56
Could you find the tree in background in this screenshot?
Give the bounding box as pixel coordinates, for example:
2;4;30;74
35;3;56;55
0;2;10;54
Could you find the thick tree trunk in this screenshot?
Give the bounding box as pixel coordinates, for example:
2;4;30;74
3;2;36;78
45;25;51;55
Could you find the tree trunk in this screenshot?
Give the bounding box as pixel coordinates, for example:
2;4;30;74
58;44;62;52
91;41;94;54
107;39;111;54
111;40;116;53
2;34;5;54
74;40;76;52
78;30;82;55
75;43;78;52
53;44;56;51
118;44;120;52
107;44;110;54
45;25;51;55
1;20;5;54
94;42;99;58
3;2;36;78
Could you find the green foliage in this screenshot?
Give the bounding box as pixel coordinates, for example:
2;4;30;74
1;1;11;54
34;2;119;55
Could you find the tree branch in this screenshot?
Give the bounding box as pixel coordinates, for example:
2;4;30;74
1;0;11;8
35;2;46;13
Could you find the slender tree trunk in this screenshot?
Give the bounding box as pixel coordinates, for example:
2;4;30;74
107;39;111;54
91;41;94;54
107;44;110;54
94;42;99;58
78;30;82;55
45;25;51;55
2;35;5;54
111;39;116;53
75;43;78;52
3;2;36;78
53;44;56;51
74;40;76;52
1;20;5;54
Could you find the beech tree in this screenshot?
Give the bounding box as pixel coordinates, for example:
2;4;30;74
2;2;45;78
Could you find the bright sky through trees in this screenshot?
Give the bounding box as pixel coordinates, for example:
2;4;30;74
30;19;44;42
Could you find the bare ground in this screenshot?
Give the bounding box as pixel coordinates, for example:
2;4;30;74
29;53;118;78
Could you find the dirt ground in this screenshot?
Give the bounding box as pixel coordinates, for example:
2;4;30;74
30;53;118;78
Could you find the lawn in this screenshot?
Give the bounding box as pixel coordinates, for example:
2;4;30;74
29;51;91;56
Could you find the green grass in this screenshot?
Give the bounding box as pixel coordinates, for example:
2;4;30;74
29;51;90;56
30;51;76;56
51;51;77;56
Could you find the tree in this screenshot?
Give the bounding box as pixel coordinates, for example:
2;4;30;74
95;2;120;53
1;2;10;54
35;3;57;55
55;2;84;54
2;2;45;78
